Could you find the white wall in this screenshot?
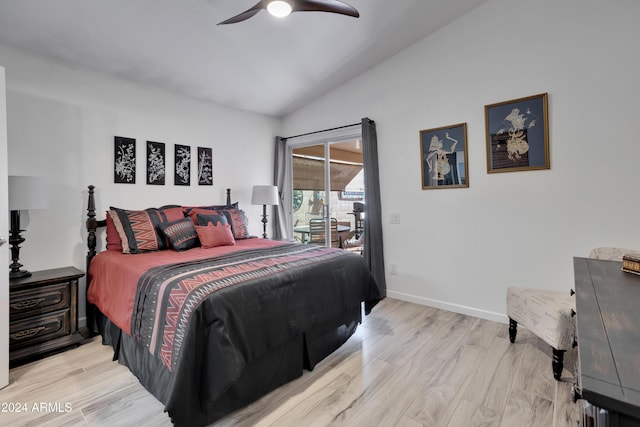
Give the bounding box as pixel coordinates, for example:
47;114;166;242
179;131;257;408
283;0;640;321
0;66;9;388
1;44;281;325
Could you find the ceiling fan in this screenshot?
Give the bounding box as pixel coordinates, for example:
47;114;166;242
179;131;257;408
218;0;360;25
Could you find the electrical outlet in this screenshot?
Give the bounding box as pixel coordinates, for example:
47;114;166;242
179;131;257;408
390;213;400;224
389;263;397;275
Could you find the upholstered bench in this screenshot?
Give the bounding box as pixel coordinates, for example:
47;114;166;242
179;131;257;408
506;287;575;380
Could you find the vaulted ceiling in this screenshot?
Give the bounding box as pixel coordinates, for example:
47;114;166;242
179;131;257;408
0;0;488;117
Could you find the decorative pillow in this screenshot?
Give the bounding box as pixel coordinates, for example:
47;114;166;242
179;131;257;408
108;206;184;253
187;208;219;225
157;217;198;252
195;213;228;227
219;208;250;239
195;222;236;248
105;212;123;251
157;206;186;247
160;206;186;222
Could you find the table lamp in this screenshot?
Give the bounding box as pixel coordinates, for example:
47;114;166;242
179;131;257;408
251;185;279;238
8;175;49;279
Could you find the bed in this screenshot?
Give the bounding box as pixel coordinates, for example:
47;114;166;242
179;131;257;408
84;185;381;426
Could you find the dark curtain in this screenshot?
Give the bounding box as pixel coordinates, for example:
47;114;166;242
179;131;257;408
273;136;292;240
361;118;386;298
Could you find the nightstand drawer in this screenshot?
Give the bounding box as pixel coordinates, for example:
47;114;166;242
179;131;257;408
10;283;71;320
9;309;71;351
9;266;84;366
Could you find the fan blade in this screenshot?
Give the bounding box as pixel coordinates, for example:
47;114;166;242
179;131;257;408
294;0;359;17
218;2;264;25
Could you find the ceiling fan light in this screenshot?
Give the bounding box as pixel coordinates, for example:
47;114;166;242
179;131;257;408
267;1;292;18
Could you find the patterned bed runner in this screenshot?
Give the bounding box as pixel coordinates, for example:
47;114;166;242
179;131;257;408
130;243;348;371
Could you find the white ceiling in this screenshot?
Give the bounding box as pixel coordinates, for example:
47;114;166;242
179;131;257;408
0;0;488;117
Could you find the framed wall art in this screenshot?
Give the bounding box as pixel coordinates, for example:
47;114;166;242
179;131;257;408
146;141;166;185
197;146;213;185
420;122;468;190
114;136;136;184
485;93;549;173
174;144;191;186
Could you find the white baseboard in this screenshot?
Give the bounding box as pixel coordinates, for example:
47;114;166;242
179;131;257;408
386;290;509;324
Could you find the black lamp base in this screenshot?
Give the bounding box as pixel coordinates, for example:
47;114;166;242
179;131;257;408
260;204;268;239
9;210;32;280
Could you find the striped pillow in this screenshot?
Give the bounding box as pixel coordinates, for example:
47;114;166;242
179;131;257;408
108;206;184;253
158;217;198;251
219;208;249;239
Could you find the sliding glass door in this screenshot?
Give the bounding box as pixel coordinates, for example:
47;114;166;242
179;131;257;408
289;132;364;248
292;142;329;245
276;119;384;296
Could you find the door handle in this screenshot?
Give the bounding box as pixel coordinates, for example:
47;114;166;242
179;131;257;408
0;237;6;247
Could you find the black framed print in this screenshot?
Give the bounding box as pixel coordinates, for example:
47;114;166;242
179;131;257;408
174;144;191;186
197;146;213;186
114;136;136;184
420;123;469;189
485;93;549;173
146;141;166;185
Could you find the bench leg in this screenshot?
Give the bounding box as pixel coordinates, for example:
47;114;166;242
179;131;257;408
552;348;565;381
508;318;517;343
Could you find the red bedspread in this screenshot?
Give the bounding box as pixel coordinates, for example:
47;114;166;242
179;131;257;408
87;238;287;335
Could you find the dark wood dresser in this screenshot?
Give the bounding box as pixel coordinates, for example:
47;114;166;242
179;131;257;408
9;266;85;366
574;257;640;426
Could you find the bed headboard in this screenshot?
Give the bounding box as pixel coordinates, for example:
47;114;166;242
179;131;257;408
85;184;232;272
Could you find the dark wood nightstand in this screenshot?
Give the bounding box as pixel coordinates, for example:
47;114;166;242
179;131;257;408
9;266;85;366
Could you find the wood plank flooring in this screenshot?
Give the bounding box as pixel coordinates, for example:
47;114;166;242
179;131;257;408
0;298;580;426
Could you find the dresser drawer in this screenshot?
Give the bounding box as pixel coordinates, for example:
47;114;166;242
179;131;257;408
9;309;71;351
10;282;71;321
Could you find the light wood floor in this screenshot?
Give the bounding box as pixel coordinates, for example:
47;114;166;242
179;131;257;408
0;298;580;426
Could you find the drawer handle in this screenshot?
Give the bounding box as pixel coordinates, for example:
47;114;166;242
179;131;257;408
11;326;47;341
11;298;46;311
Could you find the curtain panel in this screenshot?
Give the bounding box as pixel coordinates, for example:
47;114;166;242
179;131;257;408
361;118;386;298
273;136;292;241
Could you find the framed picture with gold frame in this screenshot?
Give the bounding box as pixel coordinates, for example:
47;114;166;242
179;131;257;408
485;93;549;173
419;122;468;189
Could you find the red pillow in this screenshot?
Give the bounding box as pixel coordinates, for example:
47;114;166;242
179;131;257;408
161;206;186;222
195;222;235;248
105;212;123;251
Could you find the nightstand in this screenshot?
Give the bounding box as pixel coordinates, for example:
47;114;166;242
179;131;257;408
9;266;85;366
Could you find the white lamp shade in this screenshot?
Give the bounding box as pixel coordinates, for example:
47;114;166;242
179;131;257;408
8;175;49;210
251;185;279;206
